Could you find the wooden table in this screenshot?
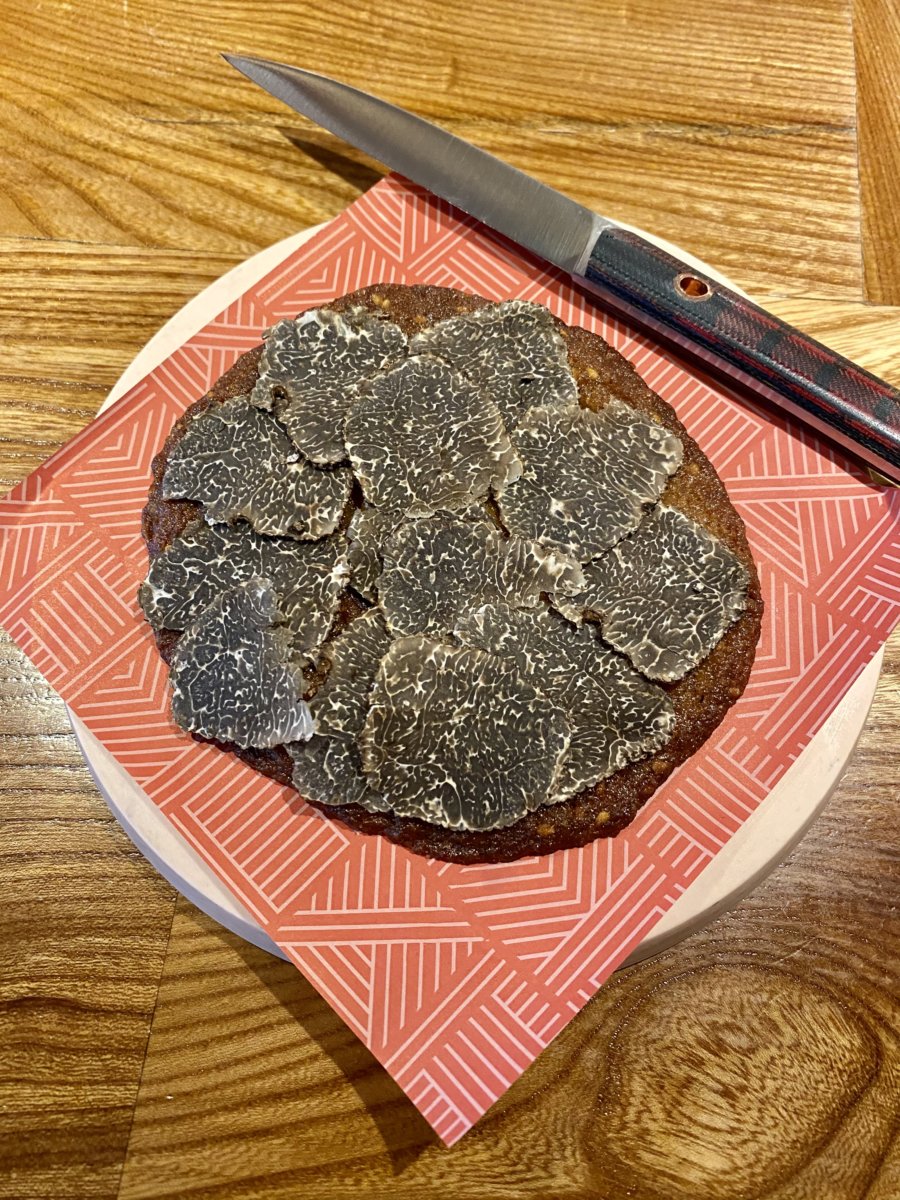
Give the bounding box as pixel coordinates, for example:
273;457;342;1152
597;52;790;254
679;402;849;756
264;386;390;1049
2;2;899;1196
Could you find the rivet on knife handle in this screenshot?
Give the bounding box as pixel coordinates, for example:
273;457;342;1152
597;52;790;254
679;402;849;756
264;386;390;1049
585;227;900;481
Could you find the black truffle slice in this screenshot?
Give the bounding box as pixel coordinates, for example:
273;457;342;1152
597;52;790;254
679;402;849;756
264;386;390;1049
360;636;571;831
311;609;392;738
346;502;493;602
138;520;347;662
410;299;578;429
169;578;313;749
288;733;387;810
345;355;522;516
498;399;683;561
573;505;749;681
455;602;675;803
251;307;407;464
379;515;585;639
288;610;392;810
345;506;404;601
162;394;352;539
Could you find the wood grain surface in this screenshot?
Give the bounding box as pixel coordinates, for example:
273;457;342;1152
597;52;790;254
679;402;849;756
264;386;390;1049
1;2;898;1197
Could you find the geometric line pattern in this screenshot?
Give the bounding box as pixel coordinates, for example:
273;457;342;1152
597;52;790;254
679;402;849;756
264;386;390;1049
0;174;898;1145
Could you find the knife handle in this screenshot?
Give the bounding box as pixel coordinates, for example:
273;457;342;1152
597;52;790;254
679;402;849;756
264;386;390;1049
584;227;900;481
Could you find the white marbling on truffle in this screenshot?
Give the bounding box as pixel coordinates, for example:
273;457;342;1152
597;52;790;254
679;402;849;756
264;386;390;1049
572;505;749;681
139;519;347;662
498;399;682;561
410;299;577;429
345;355;522;516
169;578;313;749
455;602;675;802
379;514;584;639
162;395;352;539
360;636;570;831
252;307;407;464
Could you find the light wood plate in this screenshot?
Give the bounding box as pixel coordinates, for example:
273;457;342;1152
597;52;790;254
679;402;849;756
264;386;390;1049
67;225;881;966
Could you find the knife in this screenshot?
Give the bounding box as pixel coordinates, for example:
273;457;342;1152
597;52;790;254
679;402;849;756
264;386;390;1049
224;53;900;483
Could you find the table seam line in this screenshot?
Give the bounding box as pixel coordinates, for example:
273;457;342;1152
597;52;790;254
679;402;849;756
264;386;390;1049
113;891;178;1200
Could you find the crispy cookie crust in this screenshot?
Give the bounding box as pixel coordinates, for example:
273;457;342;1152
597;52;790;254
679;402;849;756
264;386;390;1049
142;284;763;864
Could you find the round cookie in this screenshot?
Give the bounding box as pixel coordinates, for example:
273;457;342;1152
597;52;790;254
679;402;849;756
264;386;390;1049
142;284;763;864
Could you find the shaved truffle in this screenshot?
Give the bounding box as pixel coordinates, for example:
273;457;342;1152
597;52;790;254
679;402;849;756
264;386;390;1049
345;506;403;601
289;610;392;809
162;394;352;539
410;300;577;428
575;505;749;681
345;355;522;516
288;733;386;810
499;399;683;561
311;609;392;738
138;519;347;661
252;307;407;463
360;636;570;831
379;515;584;639
456;603;674;802
169;578;313;749
346;503;497;602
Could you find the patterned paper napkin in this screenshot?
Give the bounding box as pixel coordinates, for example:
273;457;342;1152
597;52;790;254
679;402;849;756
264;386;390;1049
1;176;898;1144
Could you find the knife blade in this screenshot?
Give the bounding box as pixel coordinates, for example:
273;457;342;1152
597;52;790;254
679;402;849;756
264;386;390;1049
224;53;900;483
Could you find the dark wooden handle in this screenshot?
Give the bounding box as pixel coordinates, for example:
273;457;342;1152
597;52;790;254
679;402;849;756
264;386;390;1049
584;227;900;480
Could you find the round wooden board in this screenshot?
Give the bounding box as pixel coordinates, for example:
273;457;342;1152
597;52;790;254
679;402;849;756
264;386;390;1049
68;225;882;966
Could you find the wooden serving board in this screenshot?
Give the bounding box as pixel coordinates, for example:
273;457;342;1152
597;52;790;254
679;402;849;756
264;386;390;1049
69;226;881;966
